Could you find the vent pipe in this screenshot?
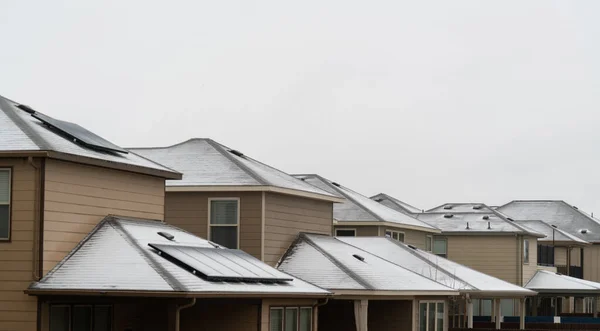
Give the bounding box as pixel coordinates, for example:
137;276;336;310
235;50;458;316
487;222;491;230
466;222;470;230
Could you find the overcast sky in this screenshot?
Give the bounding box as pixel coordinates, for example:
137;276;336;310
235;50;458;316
1;1;599;213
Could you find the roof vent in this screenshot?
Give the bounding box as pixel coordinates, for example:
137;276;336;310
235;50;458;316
507;217;515;222
573;206;579;210
299;178;306;181
581;229;589;234
551;225;557;228
157;232;174;241
482;215;490;220
466;222;470;230
352;254;365;262
16;104;36;114
331;182;341;187
473;205;483;210
443;214;454;218
407;244;417;250
229;150;244;157
487;222;491;230
374;198;383;202
443;205;453;210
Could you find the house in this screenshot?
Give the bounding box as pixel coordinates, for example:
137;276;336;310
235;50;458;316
130;139;343;266
292;174;439;250
370;193;423;215
278;234;534;331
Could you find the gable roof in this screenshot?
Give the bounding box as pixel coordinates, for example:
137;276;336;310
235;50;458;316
371;193;422;215
514;220;589;246
337;237;535;297
277;233;458;296
28;216;328;297
294;174;439;233
130;139;342;202
525;270;600;294
498;200;600;243
0;95;180;179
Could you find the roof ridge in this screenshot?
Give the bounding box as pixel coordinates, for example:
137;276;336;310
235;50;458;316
0;96;49;150
204;139;269;185
110;218;186;291
558;201;600;227
127;137;213;150
126;149;182;175
489;208;542;235
301;234;374;290
372;193;422;212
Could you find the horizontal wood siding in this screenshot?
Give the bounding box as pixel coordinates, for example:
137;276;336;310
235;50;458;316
335;225;378;236
584;245;600;282
447;236;519;284
264;193;333;266
555;247;568;266
43;159;165;273
165;191;262;259
400;228;430;250
0;157;39;331
522;236;538;284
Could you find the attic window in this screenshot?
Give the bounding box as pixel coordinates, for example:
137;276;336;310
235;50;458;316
229;150;244;157
352;254;365;262
443;214;454;218
157;232;175;241
16;104;36;114
472;205;482;210
443;205;453;210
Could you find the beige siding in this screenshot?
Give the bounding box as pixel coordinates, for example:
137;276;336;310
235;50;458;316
335;224;431;249
584;244;600;282
401;228;430;250
335;225;378;236
571;247;582;266
264;193;333;266
165;191;262;259
0;158;39;331
43;159;165;273
522;236;538;284
447;235;519;284
555;247;568;266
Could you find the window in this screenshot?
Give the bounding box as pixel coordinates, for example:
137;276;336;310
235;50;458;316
433;238;447;258
0;168;11;241
523;239;529;264
50;304;112;331
335;229;356;237
270;307;312;331
385;230;405;242
537;244;555;266
426;236;433;251
208;199;239;249
419;301;444;331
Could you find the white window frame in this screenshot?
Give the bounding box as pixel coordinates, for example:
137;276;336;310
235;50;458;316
385;229;405;242
270;306;313;331
426;235;433;251
419;300;447;331
335;228;356;237
0;168;11;241
207;197;240;249
523;239;529;264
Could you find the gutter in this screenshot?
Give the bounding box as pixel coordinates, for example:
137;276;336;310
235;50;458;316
175;298;196;331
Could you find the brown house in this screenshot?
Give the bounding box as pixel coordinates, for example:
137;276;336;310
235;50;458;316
130;139;343;266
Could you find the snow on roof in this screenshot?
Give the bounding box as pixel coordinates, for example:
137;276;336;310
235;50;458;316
514;220;589;246
278;234;458;295
337;237;534;297
130;139;341;202
498;200;600;243
525;270;600;294
29;216;329;297
427;203;496;213
0;95;180;179
416;212;542;236
371;193;422;215
294;175;439;233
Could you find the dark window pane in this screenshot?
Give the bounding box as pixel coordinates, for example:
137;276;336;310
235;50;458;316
210;200;238;225
419;303;427;331
210;226;237;249
73;306;92;331
428;303;436;331
50;306;70;331
270;308;283;331
299;308;312;331
0;205;9;239
0;170;9;202
335;230;355;237
94;306;112;331
285;308;298;331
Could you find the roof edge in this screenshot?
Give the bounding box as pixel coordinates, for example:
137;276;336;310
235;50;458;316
166;185;344;203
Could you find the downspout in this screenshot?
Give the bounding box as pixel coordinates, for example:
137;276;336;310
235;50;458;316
312;298;329;331
175;298;196;331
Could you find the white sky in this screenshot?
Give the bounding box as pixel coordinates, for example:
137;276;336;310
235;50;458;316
1;1;600;213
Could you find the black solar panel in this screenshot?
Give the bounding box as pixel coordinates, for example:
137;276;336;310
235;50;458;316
32;112;129;154
148;243;294;283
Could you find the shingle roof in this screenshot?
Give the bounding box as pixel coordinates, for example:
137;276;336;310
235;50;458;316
294;175;439;233
525;270;600;294
427;203;494;213
0;95;180;179
338;237;535;297
130;139;342;202
514;220;589;246
498;200;600;243
277;234;458;295
371;193;422;215
29;216;329;297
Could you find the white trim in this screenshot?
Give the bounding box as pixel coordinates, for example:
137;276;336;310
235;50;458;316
385;229;405;243
333;290;458;297
334;221;440;233
0;168;11;241
418;300;447;331
166;185;344;203
335;228;357;237
261;192;265;262
207;197;240;249
523;239;530;264
426;235;433;252
269;306;314;331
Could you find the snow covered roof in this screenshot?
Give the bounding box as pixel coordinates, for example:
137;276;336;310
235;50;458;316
371;193;422;215
498;200;600;243
337;237;535;297
525;270;600;294
294;175;439;233
277;234;458;296
515;220;590;246
28;216;329;297
416;211;543;236
0;95;180;179
427;203;495;213
130;139;342;202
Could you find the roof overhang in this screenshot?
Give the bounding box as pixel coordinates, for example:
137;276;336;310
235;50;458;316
461;290;537;298
333;221;441;234
166;185;345;203
525;289;600;295
537;240;590;247
330;289;458;299
437;231;541;237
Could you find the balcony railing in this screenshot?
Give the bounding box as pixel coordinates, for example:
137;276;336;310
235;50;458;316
556;265;583;279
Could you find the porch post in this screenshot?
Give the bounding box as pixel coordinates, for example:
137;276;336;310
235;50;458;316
467;297;474;329
593;297;598;318
532;296;538;317
519;298;526;330
354;299;368;331
494;298;501;330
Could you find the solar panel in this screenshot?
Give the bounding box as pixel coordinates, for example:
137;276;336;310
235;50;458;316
32;112;129;154
148;243;294;283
